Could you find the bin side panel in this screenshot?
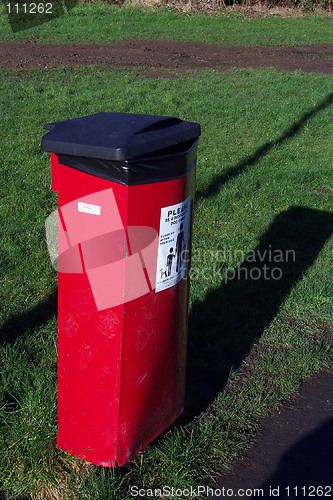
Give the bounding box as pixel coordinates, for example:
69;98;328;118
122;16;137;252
117;167;196;465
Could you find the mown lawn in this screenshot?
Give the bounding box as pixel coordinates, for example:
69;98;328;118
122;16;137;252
0;61;332;499
0;2;332;45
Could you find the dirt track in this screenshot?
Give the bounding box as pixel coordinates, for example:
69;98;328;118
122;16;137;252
1;39;333;75
209;369;333;499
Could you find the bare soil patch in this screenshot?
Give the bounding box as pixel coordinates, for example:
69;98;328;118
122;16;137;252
1;39;332;75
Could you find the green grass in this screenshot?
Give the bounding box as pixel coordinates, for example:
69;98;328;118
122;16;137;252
1;65;332;499
0;2;332;45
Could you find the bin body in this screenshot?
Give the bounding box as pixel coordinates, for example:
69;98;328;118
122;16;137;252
42;112;200;467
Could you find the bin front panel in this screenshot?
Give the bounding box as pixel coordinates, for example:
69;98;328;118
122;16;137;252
53;156;129;466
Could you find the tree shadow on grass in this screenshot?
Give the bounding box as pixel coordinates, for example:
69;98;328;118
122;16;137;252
183;206;333;421
0;289;57;345
196;92;333;202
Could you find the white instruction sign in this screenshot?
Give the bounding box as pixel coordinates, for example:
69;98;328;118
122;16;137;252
156;196;191;293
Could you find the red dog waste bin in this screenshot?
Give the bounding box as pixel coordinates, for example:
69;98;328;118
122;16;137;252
42;112;200;467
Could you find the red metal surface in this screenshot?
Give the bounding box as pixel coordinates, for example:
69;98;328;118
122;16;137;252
51;152;196;466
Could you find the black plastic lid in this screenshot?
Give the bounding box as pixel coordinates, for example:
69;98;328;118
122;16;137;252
41;112;201;161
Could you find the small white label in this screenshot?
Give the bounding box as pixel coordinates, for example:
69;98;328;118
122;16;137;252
78;202;101;216
155;196;191;293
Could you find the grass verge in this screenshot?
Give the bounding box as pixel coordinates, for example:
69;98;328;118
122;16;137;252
1;65;332;499
0;2;332;45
